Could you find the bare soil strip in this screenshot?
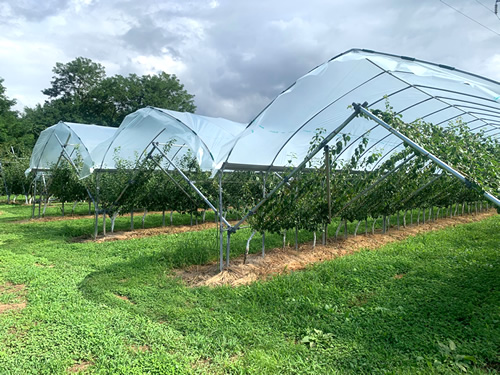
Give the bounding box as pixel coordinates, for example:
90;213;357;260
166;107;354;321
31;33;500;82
0;282;27;314
74;220;236;243
177;211;497;288
67;361;93;373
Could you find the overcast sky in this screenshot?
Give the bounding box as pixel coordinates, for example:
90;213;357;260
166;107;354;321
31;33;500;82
1;0;499;122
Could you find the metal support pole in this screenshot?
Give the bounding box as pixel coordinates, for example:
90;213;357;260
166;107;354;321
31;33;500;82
358;105;500;208
262;172;266;258
324;145;331;237
0;160;8;203
94;172;101;239
230;105;363;232
226;232;231;268
219;172;224;272
149;156;199;208
38;176;42;218
53;133;100;237
153;143;231;228
32;178;37;219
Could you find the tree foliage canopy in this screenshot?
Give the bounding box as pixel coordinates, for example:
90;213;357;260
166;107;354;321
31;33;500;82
3;57;196;150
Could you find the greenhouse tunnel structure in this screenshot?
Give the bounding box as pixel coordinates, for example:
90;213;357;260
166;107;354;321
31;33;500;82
27;49;500;272
27;121;118;178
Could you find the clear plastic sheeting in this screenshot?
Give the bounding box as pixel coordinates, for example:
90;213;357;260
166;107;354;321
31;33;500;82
26;122;117;178
217;49;500;172
91;107;246;174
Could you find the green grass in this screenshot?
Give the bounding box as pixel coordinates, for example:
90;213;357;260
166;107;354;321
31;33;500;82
0;203;498;374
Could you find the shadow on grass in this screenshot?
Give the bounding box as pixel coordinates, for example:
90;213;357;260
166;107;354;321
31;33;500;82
78;217;500;373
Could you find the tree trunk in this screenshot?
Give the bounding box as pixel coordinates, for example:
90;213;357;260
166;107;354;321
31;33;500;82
262;232;265;257
170;211;174;225
62;201;65;217
111;211;119;233
130;210;134;230
72;201;78;215
354;220;362;236
162;210;166;227
313;232;316;249
42;196;48;217
282;231;286;249
243;230;257;264
335;221;342;240
142;209;147;229
295;227;298;250
102;212;106;236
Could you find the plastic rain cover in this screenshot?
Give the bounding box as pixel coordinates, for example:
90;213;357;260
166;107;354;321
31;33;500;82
27;122;117;178
91;107;245;173
217;49;500;173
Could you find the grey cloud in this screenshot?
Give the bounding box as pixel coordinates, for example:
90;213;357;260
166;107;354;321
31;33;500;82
121;21;181;57
2;0;500;121
5;0;70;21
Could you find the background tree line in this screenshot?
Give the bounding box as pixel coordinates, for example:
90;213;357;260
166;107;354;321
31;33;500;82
0;56;196;155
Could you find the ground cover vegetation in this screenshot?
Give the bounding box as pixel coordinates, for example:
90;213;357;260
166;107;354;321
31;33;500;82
0;203;498;374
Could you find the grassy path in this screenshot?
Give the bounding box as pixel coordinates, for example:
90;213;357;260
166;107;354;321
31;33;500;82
0;204;498;374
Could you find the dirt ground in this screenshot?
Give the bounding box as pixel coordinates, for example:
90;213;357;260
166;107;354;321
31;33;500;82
0;282;27;314
74;219;233;243
176;210;497;288
17;207;498;287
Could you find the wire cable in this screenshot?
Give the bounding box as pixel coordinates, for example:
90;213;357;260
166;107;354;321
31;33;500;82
474;0;500;20
439;0;500;37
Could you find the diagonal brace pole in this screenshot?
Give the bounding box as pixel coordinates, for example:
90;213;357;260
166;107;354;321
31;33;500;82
358;105;500;208
152;142;231;228
229;103;365;233
149;156;199;207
